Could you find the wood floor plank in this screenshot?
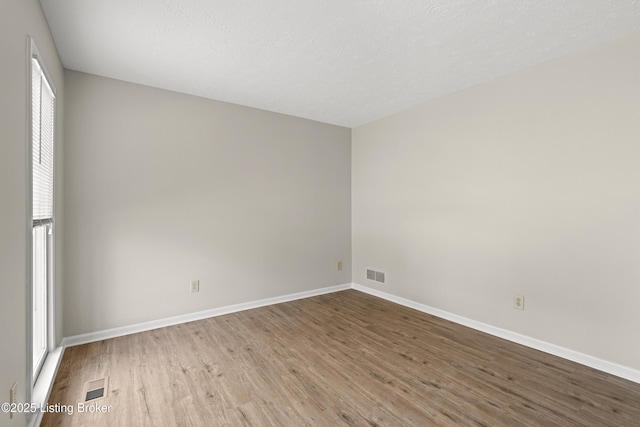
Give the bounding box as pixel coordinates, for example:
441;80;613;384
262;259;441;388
42;290;640;426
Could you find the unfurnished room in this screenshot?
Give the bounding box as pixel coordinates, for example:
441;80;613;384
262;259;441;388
1;1;640;426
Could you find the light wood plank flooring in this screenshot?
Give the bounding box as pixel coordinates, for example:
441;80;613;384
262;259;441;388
42;290;640;426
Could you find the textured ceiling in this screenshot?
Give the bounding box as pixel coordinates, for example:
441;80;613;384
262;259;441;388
41;0;640;127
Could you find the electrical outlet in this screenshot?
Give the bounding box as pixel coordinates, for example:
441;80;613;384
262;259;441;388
514;295;524;310
9;382;16;419
190;280;199;293
337;260;343;271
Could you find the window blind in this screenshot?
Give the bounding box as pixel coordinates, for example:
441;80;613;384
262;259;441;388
32;57;55;223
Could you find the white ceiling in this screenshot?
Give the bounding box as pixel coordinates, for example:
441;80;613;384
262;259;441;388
41;0;640;128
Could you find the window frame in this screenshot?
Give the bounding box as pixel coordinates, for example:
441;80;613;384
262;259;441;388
26;35;57;415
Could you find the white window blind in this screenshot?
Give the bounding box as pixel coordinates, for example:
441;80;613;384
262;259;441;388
32;57;55;223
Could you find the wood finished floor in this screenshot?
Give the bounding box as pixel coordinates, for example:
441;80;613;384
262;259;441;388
42;290;640;426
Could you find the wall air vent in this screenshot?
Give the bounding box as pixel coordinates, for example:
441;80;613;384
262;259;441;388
367;269;376;280
367;269;385;283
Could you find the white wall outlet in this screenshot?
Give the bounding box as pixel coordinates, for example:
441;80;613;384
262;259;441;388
9;382;16;419
514;295;525;310
190;280;200;293
337;260;343;271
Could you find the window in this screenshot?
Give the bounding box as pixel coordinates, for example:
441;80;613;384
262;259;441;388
29;38;56;385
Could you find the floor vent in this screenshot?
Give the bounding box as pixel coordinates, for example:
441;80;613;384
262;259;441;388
83;377;109;402
366;269;385;283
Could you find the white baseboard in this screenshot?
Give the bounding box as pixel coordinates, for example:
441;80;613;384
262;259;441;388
352;283;640;384
61;283;351;348
59;281;639;384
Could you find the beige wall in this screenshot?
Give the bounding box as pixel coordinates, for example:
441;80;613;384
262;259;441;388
352;34;640;370
63;71;351;336
0;0;64;423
